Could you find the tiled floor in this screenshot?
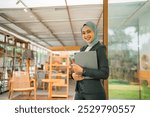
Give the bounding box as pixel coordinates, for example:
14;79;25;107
0;79;75;100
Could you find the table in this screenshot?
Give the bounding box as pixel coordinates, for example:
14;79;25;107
41;79;57;99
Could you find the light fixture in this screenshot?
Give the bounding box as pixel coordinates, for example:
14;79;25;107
16;0;21;5
16;0;28;12
23;8;28;12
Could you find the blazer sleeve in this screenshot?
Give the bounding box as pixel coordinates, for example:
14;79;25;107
82;45;109;80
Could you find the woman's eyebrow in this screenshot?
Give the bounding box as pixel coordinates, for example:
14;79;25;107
87;29;91;32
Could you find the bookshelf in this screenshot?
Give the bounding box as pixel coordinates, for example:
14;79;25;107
49;53;70;97
0;34;29;93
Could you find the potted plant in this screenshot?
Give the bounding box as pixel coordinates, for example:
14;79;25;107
62;58;66;65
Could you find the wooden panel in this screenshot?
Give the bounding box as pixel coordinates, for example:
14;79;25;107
103;0;108;100
136;70;150;79
136;70;150;85
49;46;80;51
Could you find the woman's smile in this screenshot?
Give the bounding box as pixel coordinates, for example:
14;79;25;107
82;26;94;43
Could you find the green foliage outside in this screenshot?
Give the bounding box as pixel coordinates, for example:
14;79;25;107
141;80;150;100
109;79;150;100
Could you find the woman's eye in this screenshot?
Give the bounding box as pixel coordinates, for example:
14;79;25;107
82;32;85;34
87;30;91;33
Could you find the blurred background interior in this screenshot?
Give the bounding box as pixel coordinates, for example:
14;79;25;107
0;0;150;100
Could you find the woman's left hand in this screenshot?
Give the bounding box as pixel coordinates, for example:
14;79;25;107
71;64;83;75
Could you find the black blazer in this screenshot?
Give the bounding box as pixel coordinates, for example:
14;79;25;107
75;42;109;94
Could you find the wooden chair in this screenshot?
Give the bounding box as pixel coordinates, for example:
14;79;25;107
8;71;36;100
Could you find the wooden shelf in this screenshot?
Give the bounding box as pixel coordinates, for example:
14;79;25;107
49;53;69;98
52;84;67;87
0;34;29;94
51;94;68;98
51;64;68;67
51;73;67;77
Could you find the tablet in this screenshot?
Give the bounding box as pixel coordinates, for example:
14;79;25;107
74;51;98;69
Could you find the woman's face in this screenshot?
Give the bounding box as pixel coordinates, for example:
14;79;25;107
82;26;95;44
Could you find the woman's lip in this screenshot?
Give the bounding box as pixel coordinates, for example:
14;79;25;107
85;38;91;41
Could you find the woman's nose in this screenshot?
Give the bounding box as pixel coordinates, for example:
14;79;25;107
84;33;88;38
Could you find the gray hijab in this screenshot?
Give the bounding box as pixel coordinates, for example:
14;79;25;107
81;21;99;48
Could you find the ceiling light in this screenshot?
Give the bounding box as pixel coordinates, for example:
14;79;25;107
24;8;28;12
16;0;21;5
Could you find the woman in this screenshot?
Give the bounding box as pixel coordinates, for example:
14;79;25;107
72;21;109;100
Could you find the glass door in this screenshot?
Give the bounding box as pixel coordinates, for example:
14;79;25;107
108;0;150;99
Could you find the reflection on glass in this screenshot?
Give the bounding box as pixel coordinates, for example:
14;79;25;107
108;0;150;100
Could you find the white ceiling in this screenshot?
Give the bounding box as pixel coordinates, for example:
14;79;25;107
0;0;103;48
0;0;150;49
0;0;103;8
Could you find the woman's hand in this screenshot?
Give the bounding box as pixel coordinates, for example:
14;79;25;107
72;73;84;81
71;64;83;75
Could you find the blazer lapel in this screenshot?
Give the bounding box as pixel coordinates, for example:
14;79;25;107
89;42;100;51
81;45;88;51
81;42;100;51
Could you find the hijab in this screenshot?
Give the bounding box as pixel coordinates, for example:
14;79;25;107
81;21;99;50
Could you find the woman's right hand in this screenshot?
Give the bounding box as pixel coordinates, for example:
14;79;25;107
72;73;84;81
